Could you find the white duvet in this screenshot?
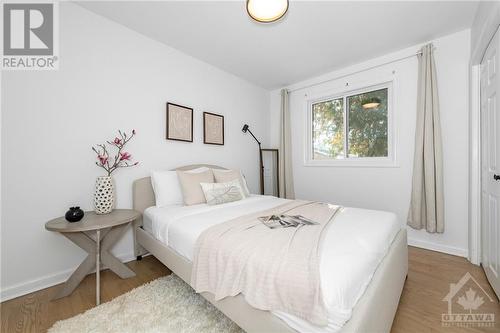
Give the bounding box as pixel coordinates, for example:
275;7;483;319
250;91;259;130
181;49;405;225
143;195;400;333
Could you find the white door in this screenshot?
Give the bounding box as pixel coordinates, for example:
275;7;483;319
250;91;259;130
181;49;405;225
480;27;500;299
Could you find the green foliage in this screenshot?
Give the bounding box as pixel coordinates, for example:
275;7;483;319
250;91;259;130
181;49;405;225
312;99;344;159
312;88;388;159
348;88;388;157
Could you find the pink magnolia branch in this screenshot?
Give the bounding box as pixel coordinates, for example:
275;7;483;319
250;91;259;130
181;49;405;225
92;129;138;176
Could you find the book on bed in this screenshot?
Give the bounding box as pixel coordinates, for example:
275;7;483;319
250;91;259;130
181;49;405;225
258;214;319;229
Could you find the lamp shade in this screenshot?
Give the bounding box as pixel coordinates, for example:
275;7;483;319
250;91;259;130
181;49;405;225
246;0;288;23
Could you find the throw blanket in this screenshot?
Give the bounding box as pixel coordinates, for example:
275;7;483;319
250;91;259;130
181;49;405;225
191;200;341;326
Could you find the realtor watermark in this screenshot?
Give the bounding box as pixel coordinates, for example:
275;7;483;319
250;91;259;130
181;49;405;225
442;272;496;328
1;1;59;70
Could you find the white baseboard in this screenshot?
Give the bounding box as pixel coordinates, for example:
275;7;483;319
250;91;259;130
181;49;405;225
407;238;468;258
0;252;136;302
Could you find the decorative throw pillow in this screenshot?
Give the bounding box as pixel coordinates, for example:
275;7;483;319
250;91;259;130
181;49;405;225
176;169;214;206
200;179;244;205
212;169;250;197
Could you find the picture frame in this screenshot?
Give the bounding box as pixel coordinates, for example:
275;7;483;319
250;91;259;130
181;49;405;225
203;112;224;145
166;102;193;142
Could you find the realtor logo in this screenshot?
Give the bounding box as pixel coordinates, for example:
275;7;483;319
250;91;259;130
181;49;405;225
1;2;58;70
3;3;53;55
442;272;496;328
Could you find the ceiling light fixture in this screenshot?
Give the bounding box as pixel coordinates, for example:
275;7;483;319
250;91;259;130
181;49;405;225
362;97;381;109
246;0;289;23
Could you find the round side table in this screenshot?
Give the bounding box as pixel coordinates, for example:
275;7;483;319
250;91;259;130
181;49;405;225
45;209;140;305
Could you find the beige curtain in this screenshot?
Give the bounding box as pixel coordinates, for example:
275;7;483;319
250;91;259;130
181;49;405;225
279;89;295;199
407;43;444;233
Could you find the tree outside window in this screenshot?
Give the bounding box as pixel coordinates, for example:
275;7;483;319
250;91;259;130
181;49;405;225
312;87;389;160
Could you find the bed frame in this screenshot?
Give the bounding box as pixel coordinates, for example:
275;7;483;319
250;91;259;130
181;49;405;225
132;164;408;333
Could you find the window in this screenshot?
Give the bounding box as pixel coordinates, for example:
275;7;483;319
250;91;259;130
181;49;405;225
307;83;394;166
312;98;344;159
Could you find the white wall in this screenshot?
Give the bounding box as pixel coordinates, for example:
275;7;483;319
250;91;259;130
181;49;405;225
0;3;269;300
270;30;470;257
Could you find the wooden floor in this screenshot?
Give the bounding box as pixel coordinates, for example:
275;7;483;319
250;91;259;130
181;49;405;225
1;247;499;333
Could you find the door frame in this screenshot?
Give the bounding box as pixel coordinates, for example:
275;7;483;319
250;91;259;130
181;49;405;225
469;64;481;265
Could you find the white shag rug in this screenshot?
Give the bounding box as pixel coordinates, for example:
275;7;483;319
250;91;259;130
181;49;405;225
49;274;244;333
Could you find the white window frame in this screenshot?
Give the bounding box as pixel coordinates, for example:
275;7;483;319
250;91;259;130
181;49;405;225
304;79;397;167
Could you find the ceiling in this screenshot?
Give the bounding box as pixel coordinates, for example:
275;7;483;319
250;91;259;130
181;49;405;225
77;1;478;89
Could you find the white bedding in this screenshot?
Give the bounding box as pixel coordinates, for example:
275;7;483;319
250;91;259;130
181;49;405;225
143;195;400;333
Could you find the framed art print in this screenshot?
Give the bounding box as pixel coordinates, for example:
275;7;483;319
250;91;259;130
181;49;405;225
203;112;224;145
166;102;193;142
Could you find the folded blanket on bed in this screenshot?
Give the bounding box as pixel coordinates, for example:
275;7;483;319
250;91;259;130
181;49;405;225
191;200;341;326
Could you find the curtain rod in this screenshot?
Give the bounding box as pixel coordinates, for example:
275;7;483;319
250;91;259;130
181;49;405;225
288;49;429;93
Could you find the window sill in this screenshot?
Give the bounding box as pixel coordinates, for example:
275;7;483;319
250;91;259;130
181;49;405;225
303;158;399;168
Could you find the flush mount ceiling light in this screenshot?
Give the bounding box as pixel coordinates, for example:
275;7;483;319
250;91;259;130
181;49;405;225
246;0;289;23
362;97;381;109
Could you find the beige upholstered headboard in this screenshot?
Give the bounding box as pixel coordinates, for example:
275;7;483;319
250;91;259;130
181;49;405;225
132;164;227;256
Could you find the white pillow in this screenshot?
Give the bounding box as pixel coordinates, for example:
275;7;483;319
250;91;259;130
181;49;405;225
151;167;211;207
151;171;183;207
200;179;244;205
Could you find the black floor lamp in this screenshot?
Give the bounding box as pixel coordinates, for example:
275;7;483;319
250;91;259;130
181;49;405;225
242;124;264;194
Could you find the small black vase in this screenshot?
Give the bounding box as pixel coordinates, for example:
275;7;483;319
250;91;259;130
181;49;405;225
65;207;84;222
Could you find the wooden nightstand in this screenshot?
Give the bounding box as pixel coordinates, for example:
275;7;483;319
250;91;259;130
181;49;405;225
45;209;140;305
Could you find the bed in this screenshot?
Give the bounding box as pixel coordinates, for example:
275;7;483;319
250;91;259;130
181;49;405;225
132;164;408;333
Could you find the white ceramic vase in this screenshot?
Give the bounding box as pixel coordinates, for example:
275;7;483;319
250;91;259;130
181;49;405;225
94;176;114;214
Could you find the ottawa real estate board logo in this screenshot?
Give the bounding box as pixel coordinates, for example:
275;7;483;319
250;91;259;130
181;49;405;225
442;272;496;328
2;2;59;70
